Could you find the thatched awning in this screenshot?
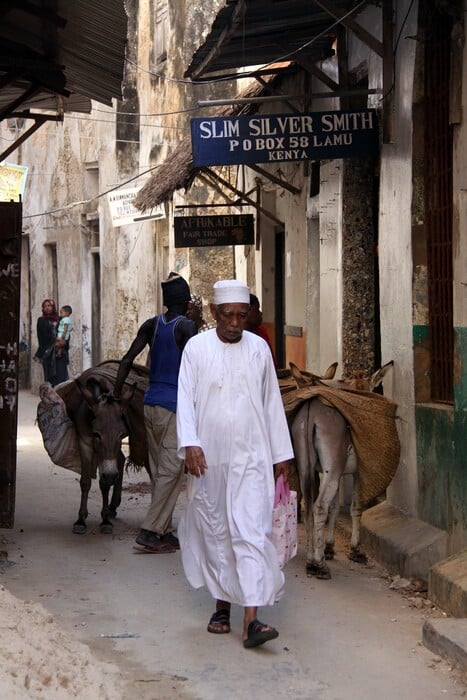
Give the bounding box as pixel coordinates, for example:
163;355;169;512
135;75;283;213
134;136;196;212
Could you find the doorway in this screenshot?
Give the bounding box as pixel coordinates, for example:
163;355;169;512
274;227;285;367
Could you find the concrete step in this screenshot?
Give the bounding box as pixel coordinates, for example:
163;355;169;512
423;619;467;673
355;502;467;676
430;549;467;617
360;501;448;581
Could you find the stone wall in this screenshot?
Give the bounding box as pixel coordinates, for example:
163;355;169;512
342;157;378;377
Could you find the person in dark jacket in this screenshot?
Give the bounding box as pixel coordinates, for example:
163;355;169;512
34;299;59;385
246;294;278;368
113;273;197;552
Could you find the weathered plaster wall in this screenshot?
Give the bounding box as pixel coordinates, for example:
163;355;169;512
378;0;419;515
407;0;466;549
305;204;321;373
259;191;279;341
8;115;95;389
450;0;467;549
278;182;309;368
347;4;382;105
102;0;158;360
161;0;246;316
317;160;344;371
232;70;310;367
1;0;242;389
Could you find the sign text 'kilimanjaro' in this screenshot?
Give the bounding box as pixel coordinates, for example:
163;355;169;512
191;110;378;167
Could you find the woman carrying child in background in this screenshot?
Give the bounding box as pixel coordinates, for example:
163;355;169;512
34;299;58;384
54;304;73;385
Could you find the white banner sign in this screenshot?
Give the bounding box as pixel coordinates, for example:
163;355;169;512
0;163;28;202
107;187;165;227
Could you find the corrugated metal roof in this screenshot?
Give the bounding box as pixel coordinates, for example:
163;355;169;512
0;0;128;118
185;0;368;80
59;1;128;105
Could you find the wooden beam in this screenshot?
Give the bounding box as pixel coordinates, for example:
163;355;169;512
0;112;62;160
313;0;383;57
450;21;464;125
0;71;25;90
0;84;40;120
201;168;284;226
9;112;63;121
247;164;301;195
190;0;246;80
7;1;67;28
336;25;349;111
0;117;45;160
297;57;340;91
255;182;261;251
255;76;298;113
382;0;394;143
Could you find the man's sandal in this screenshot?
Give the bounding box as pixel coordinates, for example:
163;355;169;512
207;609;231;634
243;619;279;648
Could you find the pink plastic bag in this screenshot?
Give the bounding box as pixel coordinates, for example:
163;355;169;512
271;474;298;569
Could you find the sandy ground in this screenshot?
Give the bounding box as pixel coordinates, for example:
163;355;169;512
0;390;466;700
0;582;125;699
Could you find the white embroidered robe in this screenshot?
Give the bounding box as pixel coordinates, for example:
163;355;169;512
176;329;294;607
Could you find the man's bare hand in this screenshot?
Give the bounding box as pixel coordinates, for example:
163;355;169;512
185;446;208;478
274;460;290;483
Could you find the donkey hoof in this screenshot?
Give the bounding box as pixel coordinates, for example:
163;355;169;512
100;522;113;535
324;543;335;560
109;510;117;519
306;561;332;579
348;547;368;564
72;522;87;535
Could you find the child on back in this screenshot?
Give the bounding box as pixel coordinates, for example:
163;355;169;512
55;305;73;357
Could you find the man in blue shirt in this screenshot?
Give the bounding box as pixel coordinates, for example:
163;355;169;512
114;274;197;552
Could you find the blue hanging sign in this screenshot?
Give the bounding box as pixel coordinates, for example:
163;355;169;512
191;109;379;167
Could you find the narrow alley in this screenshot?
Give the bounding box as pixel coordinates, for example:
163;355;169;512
0;390;465;700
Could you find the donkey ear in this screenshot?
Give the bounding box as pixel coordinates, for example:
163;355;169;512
99;376;114;395
119;382;137;407
75;377;100;407
369;360;394;391
289;362;310;388
322;362;338;379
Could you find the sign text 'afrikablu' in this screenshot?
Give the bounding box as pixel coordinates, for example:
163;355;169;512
174;214;254;248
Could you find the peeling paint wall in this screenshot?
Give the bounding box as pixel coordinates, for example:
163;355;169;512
378;1;419;516
2;0;241;390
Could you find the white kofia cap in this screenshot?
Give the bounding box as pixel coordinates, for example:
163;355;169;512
213;279;250;305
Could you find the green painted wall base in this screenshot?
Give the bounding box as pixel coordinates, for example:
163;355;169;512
413;325;467;547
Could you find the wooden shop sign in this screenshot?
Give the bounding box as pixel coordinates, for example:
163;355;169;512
174;214;254;247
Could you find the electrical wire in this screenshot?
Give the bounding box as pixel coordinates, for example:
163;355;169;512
23;163;161;219
19;1;403;219
63;113;190;130
91;105;202;117
379;0;416;103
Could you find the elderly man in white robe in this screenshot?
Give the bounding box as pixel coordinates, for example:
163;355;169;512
176;279;294;649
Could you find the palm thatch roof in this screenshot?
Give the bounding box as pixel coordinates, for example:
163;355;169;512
134;74;283;212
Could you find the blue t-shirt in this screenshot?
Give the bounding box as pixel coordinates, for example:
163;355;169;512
144;315;183;412
57;316;73;341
